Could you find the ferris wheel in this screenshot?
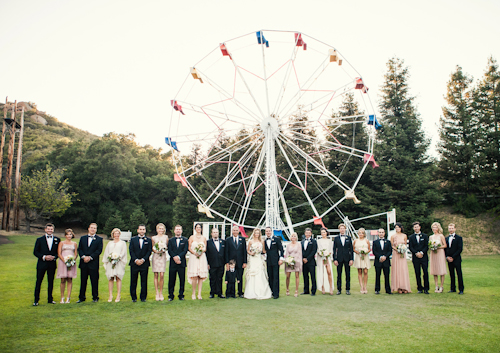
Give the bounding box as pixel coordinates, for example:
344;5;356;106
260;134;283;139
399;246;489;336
167;30;381;237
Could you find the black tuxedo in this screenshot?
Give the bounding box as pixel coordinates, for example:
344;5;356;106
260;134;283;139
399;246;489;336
408;233;429;291
78;234;103;301
372;238;392;293
445;234;464;292
206;238;226;296
167;236;188;299
225;236;247;296
129;236;152;301
265;236;284;298
301;237;317;294
33;235;60;303
225;270;237;298
333;235;354;291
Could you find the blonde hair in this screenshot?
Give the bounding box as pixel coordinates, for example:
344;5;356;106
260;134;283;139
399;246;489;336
111;228;121;237
357;228;366;238
338;223;346;229
252;228;262;241
156;223;166;233
290;232;298;240
431;222;443;234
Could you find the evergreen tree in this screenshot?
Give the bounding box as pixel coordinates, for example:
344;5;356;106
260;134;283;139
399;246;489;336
366;57;439;230
129;207;149;233
103;210;126;237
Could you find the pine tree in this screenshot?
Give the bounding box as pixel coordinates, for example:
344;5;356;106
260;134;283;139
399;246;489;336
366;57;439;230
103;210;127;237
129;207;149;233
437;65;479;213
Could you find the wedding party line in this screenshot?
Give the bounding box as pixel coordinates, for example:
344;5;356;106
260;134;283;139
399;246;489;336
32;220;465;305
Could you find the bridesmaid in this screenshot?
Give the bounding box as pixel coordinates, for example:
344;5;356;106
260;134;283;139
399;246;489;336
284;232;302;297
102;228;128;302
56;229;78;303
390;223;412;294
152;223;168;301
187;223;208;300
353;228;371;294
316;228;334;295
429;222;447;293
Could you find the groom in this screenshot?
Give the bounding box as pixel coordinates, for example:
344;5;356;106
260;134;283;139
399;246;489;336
372;228;392;294
264;227;284;299
301;228;317;296
225;225;247;298
333;223;353;295
446;223;464;294
408;221;429;294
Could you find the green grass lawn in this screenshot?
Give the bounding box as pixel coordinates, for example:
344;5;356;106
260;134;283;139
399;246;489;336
1;235;499;352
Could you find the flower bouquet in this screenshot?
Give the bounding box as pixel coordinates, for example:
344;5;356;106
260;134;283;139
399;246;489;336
108;252;121;269
318;249;331;261
284;256;295;269
250;242;262;256
359;250;368;261
194;243;205;257
428;240;440;252
155;241;167;256
397;244;408;258
64;255;76;268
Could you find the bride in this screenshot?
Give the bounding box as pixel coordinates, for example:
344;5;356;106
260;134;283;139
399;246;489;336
244;228;272;300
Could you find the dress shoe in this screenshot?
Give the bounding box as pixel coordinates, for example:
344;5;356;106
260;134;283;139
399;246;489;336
311;293;315;296
375;291;380;295
300;292;309;295
33;302;39;306
179;297;185;301
424;290;429;294
209;294;215;298
218;295;225;298
168;298;173;301
387;292;393;295
141;299;146;302
92;299;99;303
346;291;350;295
238;295;244;298
273;296;279;299
132;299;137;302
48;301;56;304
417;290;423;294
76;299;85;303
448;290;456;293
336;290;341;295
459;291;464;295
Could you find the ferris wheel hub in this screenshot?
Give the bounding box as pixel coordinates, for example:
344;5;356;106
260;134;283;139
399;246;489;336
261;116;280;139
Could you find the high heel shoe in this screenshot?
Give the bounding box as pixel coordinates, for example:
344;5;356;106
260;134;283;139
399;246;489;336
159;294;164;301
435;286;439;293
197;295;202;300
438;287;443;293
192;294;196;300
108;296;113;302
66;297;70;304
330;289;334;295
60;297;65;304
294;290;298;297
286;289;290;296
115;295;120;303
156;293;160;301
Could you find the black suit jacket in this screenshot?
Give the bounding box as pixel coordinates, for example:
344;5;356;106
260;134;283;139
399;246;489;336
408;233;429;263
225;236;247;268
301;237;317;266
333;235;354;263
206;238;226;268
129;236;152;267
264;236;284;266
445;234;463;263
167;236;188;267
78;235;103;270
372;238;392;268
33;235;60;270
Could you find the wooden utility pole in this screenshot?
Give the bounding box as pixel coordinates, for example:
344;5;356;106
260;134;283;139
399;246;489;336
0;97;8;184
13;106;24;230
2;101;17;231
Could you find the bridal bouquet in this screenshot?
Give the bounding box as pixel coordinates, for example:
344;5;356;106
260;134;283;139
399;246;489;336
318;249;331;260
155;241;167;256
64;255;76;268
194;243;205;256
250;242;262;255
359;250;368;260
397;244;408;258
428;240;440;252
108;252;121;269
285;256;295;268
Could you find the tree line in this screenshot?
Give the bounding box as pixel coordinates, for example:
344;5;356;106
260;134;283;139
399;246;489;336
11;56;500;235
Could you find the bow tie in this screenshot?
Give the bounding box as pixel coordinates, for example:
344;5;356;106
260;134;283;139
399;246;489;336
267;237;272;240
230;269;235;272
175;236;181;239
89;236;95;239
416;233;421;236
449;235;455;238
139;236;145;239
47;236;52;238
214;239;218;242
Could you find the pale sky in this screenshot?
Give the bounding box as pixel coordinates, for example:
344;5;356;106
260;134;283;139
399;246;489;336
1;0;499;157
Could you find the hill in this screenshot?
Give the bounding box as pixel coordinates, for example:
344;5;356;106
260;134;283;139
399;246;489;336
433;207;500;255
0;101;98;170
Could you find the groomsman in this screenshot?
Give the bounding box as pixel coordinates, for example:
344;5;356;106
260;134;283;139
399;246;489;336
225;225;247;297
264;227;284;299
77;223;103;303
408;221;430;294
333;223;353;295
206;228;226;298
372;228;392;294
129;225;152;302
167;225;188;301
301;228;317;295
33;223;60;306
446;223;464;294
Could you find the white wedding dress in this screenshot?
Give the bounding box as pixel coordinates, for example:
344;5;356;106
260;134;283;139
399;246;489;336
244;241;272;300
